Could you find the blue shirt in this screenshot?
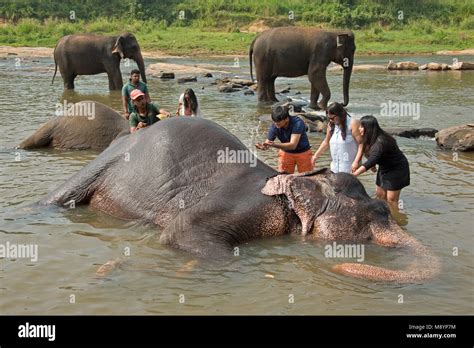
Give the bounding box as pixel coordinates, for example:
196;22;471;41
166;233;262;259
267;116;311;153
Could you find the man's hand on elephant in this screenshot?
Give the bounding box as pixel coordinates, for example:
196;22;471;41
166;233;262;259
124;112;130;120
160;109;171;118
137;122;147;129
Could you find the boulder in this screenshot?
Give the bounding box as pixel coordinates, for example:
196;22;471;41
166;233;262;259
387;60;419;70
177;76;197;83
385;127;438;138
435;124;474;151
450;61;474;70
160;72;175;79
420;62;450;71
219;78;255;86
218;85;240;93
297;113;328;132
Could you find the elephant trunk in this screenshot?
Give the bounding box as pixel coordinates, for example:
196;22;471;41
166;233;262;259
342;60;353;107
135;54;147;84
332;222;440;283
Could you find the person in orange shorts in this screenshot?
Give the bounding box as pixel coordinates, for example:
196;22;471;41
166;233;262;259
255;104;313;174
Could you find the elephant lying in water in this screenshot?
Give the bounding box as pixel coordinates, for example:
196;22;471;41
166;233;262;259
38;117;439;283
19;101;129;151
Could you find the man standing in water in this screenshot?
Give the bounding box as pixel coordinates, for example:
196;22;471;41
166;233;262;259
122;69;151;120
129;89;170;133
255;104;313;174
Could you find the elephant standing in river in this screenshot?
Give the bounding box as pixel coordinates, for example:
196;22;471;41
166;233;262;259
52;32;146;90
39;117;439;283
19;101;129;151
249;27;355;110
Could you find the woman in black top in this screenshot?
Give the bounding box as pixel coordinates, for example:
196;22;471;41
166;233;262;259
352;115;410;205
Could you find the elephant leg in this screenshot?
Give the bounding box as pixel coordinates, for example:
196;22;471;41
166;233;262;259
106;66;123;91
63;74;76;90
309;65;331;110
113;72;123;90
257;77;274;104
309;83;321;110
267;77;279;102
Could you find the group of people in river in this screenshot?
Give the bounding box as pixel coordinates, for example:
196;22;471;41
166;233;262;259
120;68;410;208
256;103;410;208
121;69;201;132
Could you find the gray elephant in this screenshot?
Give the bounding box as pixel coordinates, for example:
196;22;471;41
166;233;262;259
19;101;129;151
38;117;439;283
249;27;355;110
52;32;146;90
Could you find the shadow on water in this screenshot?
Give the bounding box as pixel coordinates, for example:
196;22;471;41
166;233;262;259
60;90;123;111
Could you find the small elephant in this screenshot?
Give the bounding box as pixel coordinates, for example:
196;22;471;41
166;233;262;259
52;32;146;90
38;117;439;283
249;27;356;110
19;101;129;151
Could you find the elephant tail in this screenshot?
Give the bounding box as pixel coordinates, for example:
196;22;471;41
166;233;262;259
331;224;441;283
249;36;257;83
51;45;58;85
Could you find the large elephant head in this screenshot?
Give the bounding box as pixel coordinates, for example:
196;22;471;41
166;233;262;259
333;31;355;106
112;32;147;83
261;169;440;283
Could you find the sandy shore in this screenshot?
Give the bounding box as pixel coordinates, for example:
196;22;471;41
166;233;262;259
2;45;473;59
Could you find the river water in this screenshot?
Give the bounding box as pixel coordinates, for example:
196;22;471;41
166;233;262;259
0;53;473;314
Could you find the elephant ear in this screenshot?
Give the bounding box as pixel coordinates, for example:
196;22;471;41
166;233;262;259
262;174;333;236
112;36;125;58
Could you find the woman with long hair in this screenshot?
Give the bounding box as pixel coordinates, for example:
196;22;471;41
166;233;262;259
312;102;362;173
352;115;410;205
176;88;202;117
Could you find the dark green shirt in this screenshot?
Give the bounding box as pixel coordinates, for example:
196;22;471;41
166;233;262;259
129;102;161;129
122;80;149;113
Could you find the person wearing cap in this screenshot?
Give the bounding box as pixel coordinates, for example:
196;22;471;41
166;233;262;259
122;69;150;120
129;89;170;133
255;104;313;174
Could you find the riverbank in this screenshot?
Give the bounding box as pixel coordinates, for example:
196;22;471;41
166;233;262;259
1;45;474;60
1;19;473;57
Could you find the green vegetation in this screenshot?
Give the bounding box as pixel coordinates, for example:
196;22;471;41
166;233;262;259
1;0;473;55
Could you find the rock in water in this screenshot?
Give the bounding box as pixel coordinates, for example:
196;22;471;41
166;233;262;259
160;72;175;79
385;127;438;138
178;76;197;83
435;124;474;151
450;61;474;70
387;60;419;70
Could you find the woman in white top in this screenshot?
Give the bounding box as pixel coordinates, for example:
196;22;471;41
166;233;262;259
312;102;363;173
176;88;202;117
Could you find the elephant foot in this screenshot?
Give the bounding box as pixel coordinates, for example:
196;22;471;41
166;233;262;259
258;99;277;106
318;101;328;111
308;102;322;111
